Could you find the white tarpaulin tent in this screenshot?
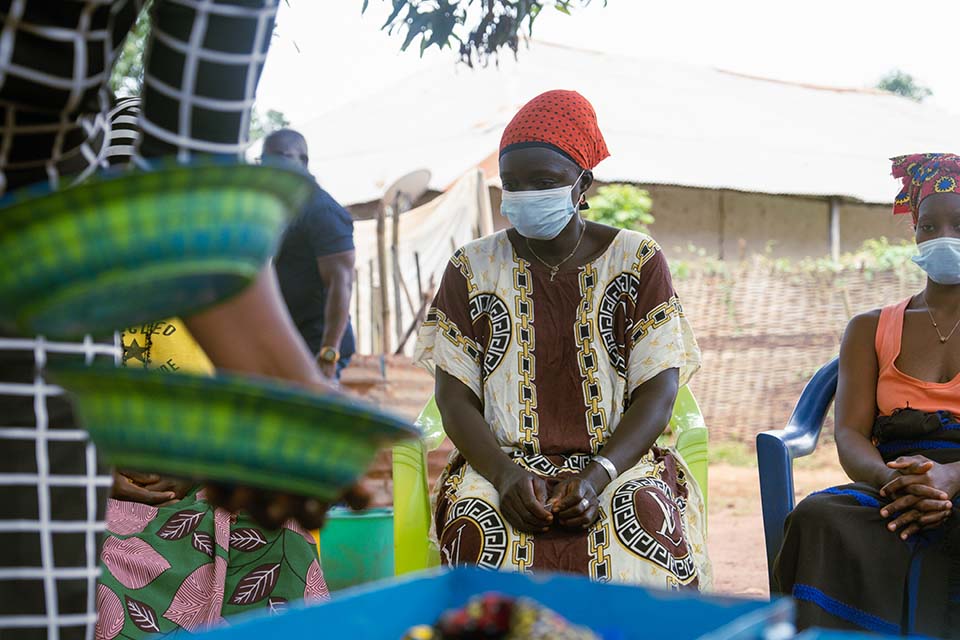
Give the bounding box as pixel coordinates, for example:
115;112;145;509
301;41;960;207
352;169;493;355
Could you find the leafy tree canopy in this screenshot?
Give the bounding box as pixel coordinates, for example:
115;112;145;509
876;69;933;102
369;0;603;65
249;109;292;141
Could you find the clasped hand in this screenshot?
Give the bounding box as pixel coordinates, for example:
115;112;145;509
878;455;959;540
496;469;601;533
112;470;370;530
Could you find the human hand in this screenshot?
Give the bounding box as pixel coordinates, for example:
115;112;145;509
112;470;188;506
318;360;338;381
495;468;553;533
547;475;600;530
881;493;953;540
879;456;958;540
880;456;960;500
204;482;371;530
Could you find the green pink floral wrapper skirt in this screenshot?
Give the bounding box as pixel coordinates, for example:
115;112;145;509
95;488;326;638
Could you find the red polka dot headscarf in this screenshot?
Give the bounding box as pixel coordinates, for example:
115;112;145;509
892;153;960;223
499;90;610;170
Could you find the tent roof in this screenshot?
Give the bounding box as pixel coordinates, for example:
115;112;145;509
301;41;960;206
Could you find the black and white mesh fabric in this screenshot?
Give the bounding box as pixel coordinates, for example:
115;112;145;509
0;97;136;640
136;0;277;163
0;335;120;640
0;1;279;638
0;0;143;193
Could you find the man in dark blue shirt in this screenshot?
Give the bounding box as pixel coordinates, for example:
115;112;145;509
264;129;356;379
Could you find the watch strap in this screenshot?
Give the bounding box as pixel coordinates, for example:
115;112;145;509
318;346;340;363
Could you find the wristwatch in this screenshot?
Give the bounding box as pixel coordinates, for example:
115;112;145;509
317;346;340;365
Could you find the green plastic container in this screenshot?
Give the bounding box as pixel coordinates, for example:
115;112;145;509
320;507;395;592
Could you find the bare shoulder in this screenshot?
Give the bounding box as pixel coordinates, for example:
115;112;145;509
585;219;622;242
842;309;881;348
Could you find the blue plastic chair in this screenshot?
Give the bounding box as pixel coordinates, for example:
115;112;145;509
756;357;839;590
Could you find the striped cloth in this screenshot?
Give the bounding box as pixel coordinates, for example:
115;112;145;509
0;1;280;638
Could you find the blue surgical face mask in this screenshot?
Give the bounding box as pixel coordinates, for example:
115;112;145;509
913;237;960;285
501;172;583;240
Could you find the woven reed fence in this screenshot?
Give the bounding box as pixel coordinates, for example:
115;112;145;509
345;248;925;500
678;258;923;443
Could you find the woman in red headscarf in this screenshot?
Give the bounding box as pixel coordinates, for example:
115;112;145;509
775;154;960;636
414;91;710;588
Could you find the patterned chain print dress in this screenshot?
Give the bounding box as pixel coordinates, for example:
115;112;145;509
415;230;712;589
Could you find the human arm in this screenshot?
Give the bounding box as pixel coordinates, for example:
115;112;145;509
131;2;359;528
435;368;553;532
834;311;900;488
549;368;679;528
834;312;952;536
182;269;373;528
183;267;329;389
136;0;328;390
316;250;355;378
416;249;551;532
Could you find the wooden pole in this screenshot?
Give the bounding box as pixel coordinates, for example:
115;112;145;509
376;206;390;354
397;270;417;315
718;190;727;260
476;168;494;237
392;193;404;347
829;197;841;262
368;259;378;355
353;267;361;352
414;251;424;303
395;282;437;355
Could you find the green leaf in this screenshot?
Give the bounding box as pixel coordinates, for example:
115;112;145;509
376;0;604;65
401;11;429;51
382;0;408;30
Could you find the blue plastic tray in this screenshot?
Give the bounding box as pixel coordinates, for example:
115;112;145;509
193;569;793;640
796;631;896;639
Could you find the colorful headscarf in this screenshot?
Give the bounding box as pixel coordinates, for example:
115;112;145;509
892;153;960;223
499;90;610;170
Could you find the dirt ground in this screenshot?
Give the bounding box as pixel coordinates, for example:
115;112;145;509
360;437;850;599
342;356;854;599
708;441;848;598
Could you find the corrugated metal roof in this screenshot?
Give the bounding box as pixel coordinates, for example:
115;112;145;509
301;41;960;205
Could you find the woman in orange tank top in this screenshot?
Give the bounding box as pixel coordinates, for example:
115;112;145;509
775;154;960;638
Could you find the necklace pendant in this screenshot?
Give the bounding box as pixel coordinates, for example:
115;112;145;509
549;267;558;282
941;336;948;344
